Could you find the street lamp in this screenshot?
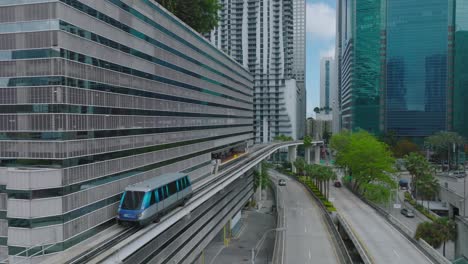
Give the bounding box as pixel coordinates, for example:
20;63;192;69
251;227;286;264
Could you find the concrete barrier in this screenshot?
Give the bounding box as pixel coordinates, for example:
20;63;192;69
336;214;372;264
418;239;452;264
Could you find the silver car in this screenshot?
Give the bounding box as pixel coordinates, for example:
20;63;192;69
400;208;415;218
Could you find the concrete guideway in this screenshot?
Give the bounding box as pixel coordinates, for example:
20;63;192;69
47;141;319;263
270;170;340;264
330;186;434;264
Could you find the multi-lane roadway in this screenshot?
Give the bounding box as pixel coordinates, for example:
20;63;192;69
330;185;434;264
270;170;339;264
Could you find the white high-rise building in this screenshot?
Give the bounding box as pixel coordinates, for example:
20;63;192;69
208;0;306;142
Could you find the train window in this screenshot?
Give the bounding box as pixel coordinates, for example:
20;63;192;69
149;191;156;205
180;178;185;189
168;181;177;196
121;191;145;210
158;187;165;201
154;190;159;203
186;176;191;186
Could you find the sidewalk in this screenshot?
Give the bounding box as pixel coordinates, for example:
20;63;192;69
203;188;276;264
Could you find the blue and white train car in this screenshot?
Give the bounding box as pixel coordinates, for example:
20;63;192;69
117;173;192;226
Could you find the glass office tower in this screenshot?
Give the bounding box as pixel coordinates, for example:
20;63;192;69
453;0;468;139
385;0;449;137
338;0;383;133
336;0;467;139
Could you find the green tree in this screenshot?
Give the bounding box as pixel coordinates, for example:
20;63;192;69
414;174;439;210
415;222;443;249
320;165;337;200
322;128;332;144
156;0;220;34
379;130;398;148
274;134;293;142
434;217;457;257
293;157;306;176
330;130;397;202
425;131;465;170
303;135;312;147
330;130;351;170
404;152;433;196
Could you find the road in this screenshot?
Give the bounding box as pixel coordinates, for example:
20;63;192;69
329;185;434;264
270;170;339;264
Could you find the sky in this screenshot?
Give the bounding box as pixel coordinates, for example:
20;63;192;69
305;0;336;117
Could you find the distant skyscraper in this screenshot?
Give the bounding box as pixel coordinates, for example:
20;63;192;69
335;0;467;139
320;57;333;113
335;0;383;134
208;0;306;142
452;0;468;139
294;0;307;139
385;0;449;137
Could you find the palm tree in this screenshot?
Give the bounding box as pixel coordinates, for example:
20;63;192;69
415;174;439;211
404;153;432;197
293;157;306;176
434;217;457;257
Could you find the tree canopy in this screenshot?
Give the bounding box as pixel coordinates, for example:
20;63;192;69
330;130;397;202
156;0;220;34
392;139;420;158
274;134;294;142
415;218;457;256
303;135;312;147
425;131;465;169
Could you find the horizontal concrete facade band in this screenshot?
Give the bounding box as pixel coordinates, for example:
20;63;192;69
0;0;255;261
0;127;252;159
7;160;213;247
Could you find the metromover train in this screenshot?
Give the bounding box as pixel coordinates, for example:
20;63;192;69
117;173;192;226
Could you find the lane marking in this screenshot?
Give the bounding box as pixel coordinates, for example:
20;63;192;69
309;249;311;259
305;226;307;233
393;249;400;258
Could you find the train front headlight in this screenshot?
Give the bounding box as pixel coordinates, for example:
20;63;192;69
137;213;143;218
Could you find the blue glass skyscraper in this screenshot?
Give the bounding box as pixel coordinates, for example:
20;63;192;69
385;0;449;137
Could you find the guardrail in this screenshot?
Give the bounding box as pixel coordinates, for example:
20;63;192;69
293;176;353;264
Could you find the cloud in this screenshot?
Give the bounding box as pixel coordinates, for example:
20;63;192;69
320;45;335;58
306;2;336;40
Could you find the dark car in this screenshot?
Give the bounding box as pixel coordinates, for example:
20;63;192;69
334;180;342;187
400;208;415;218
278;179;287;186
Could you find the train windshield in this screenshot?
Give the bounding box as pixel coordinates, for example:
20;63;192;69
121;191;145;210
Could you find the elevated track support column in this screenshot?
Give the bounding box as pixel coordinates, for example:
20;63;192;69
305;146;311;164
314;145;320;164
288;146;297;173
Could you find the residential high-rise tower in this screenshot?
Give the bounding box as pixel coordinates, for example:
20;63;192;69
207;0;306;142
